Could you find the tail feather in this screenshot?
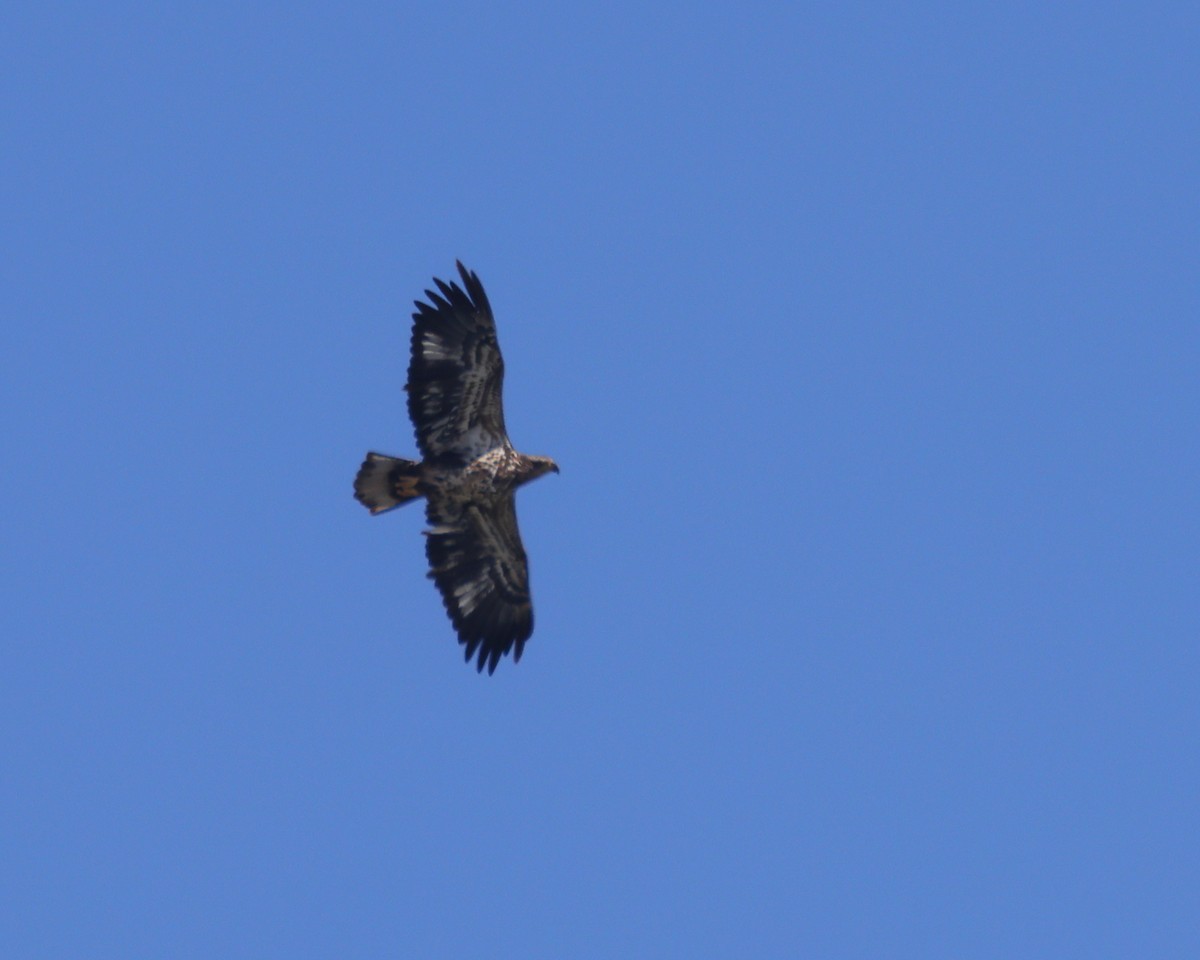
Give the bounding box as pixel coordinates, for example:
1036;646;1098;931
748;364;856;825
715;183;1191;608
354;452;423;514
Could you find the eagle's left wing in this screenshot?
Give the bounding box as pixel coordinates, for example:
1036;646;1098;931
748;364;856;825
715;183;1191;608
407;262;508;464
423;492;534;674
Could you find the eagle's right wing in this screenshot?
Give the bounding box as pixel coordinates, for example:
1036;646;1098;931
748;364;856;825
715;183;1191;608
406;262;509;464
423;492;534;674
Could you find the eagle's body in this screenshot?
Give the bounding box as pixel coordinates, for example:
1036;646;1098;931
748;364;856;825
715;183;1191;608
354;262;557;674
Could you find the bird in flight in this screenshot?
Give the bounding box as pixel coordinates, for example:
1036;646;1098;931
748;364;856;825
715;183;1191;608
354;262;558;674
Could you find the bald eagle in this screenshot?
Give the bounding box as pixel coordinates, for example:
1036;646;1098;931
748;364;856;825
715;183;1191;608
354;262;558;674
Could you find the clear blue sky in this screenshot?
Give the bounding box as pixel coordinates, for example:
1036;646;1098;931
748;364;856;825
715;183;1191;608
3;2;1196;957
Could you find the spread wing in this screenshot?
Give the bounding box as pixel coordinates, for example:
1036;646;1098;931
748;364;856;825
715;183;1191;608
407;262;508;463
424;492;533;675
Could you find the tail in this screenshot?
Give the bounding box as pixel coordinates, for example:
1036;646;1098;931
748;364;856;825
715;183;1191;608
354;452;424;514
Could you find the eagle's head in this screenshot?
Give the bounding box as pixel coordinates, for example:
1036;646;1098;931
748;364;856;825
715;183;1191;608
522;455;560;483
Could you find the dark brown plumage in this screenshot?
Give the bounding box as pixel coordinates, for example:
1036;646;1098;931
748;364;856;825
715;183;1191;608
354;262;558;674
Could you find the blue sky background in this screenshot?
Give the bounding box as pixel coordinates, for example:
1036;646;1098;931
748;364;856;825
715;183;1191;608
3;2;1196;957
